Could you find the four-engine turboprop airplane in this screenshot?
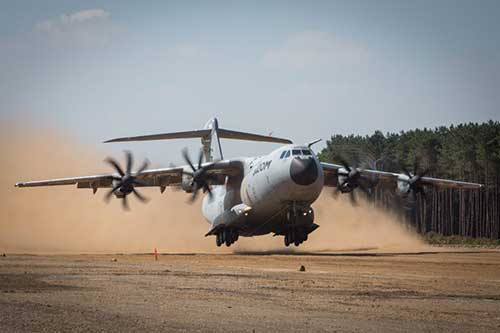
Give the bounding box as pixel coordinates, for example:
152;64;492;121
16;118;482;247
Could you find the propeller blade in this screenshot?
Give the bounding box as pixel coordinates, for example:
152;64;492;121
132;188;149;203
122;196;129;211
203;183;213;198
420;187;426;200
349;191;358;206
332;186;340;198
189;186;199;203
413;158;419;176
418;167;431;178
104;189;115;203
136;159;150;174
182;149;196;172
125;150;133;175
408;189;417;203
105;157;125;177
339;157;352;172
358;182;371;196
104;183;122;203
198;149;203;169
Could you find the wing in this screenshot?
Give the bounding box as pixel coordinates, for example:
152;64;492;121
320;162;482;190
15;160;242;190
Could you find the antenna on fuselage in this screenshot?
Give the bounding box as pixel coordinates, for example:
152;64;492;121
307;138;322;148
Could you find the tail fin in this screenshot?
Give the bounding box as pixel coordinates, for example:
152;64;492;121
104;117;292;162
203;118;224;161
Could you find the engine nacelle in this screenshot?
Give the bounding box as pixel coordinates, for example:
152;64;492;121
396;174;411;195
181;173;195;193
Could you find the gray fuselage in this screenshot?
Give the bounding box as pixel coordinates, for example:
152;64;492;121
201;145;323;237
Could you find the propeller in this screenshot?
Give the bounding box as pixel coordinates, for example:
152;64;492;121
399;158;430;208
104;151;150;210
182;148;215;203
335;157;375;206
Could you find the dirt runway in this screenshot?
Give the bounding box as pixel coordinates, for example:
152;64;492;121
1;249;500;332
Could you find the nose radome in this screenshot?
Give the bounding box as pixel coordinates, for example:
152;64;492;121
290;157;318;186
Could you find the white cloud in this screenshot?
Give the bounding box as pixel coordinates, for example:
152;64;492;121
36;9;109;32
262;31;367;70
35;9;113;48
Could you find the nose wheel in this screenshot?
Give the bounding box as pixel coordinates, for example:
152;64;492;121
284;229;308;247
216;229;239;247
284;206;315;247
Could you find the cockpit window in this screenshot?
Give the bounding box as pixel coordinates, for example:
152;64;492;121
292;149;301;156
284;150;290;158
302;149;312;156
279;151;287;159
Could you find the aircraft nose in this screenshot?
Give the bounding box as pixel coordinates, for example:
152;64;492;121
290;157;318;186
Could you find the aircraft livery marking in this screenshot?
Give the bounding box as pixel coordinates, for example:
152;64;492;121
253;160;272;176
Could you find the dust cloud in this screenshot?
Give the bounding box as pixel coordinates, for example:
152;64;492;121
233;194;427;253
0;124;427;254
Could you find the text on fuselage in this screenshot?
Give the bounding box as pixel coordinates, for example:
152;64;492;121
253;160;272;176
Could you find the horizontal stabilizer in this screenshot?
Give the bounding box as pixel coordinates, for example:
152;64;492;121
103;130;211;143
104;128;292;144
217;129;292;144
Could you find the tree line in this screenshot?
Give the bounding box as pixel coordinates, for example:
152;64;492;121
318;121;500;239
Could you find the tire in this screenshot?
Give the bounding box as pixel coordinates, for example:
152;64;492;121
216;233;222;247
284;234;290;247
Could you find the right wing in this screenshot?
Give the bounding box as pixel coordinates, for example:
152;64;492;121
321;162;482;190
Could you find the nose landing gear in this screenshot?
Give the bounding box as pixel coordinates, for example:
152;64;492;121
216;228;239;247
284;229;309;247
283;206;318;247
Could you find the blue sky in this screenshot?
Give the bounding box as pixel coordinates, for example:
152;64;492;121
1;1;499;163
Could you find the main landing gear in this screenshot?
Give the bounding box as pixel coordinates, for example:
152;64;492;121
216;229;239;247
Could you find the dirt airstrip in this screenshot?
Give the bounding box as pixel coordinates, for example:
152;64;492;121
1;249;500;332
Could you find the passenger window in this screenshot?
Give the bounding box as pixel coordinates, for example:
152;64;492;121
302;150;312;156
292;149;301;156
279;151;287;159
284;150;290;158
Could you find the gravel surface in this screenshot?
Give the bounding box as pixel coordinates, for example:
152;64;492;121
1;250;500;332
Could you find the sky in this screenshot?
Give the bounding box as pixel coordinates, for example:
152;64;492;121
1;0;499;165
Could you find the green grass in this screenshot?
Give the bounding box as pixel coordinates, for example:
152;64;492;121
424;232;500;247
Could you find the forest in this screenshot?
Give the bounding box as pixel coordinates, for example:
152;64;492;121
318;121;500;239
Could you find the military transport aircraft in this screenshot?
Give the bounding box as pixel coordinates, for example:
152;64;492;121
16;118;482;247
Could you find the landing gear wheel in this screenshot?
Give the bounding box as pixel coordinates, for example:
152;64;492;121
216;233;222;247
284;233;290;247
225;229;231;247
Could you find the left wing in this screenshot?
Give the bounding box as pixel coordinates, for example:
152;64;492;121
15;160;242;191
321;162;482;190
